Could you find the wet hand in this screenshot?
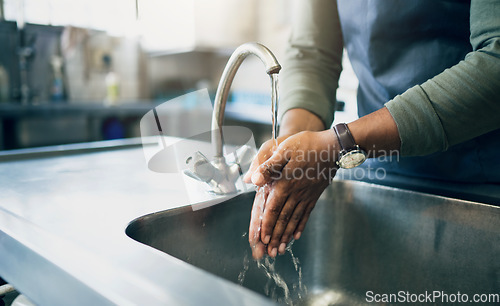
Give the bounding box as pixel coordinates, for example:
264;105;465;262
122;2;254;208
243;135;291;185
244;135;289;260
248;130;338;258
248;185;269;259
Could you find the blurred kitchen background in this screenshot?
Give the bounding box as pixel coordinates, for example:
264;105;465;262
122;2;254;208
0;0;358;150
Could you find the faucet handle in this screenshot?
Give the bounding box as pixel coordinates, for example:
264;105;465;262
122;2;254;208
233;145;257;175
183;146;256;194
185;151;216;183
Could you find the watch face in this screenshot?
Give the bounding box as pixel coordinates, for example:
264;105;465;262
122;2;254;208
338;150;367;169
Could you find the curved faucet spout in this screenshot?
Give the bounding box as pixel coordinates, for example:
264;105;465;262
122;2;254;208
212;42;281;159
185;43;280;194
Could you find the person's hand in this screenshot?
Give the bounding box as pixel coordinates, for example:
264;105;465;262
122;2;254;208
243;135;291;184
246;130;339;258
244;135;290;259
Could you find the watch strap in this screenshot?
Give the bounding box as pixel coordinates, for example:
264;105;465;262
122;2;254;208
333;123;357;152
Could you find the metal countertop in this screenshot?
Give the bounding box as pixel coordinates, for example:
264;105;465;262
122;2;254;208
0;138;272;305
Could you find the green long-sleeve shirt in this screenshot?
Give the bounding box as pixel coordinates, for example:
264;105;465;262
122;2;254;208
279;0;500;157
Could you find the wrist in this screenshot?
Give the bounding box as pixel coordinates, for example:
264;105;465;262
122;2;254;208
318;129;340;165
332;123;368;169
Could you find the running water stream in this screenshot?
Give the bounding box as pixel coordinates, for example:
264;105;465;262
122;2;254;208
271;73;279;147
238;74;306;305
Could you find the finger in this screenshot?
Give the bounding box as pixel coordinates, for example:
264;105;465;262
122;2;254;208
243;158;259;183
267;196;301;255
252;149;291;186
251;240;266;260
249;189;268;242
243;141;275;183
268;162;305;247
249;209;266;260
249;188;271;260
243;152;265;184
280;199;309;247
243;152;270;183
294;202;316;239
258;185;289;257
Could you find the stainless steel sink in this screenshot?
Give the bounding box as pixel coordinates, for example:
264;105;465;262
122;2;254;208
126;180;500;305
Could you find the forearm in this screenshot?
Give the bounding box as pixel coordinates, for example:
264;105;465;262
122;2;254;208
280;106;400;159
279;108;325;136
348;107;400;158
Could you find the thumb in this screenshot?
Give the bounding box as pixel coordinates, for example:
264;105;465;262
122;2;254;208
251;148;290;186
243;156;260;183
243;141;277;184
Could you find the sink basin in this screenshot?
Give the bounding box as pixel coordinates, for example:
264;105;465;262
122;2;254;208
126;180;500;305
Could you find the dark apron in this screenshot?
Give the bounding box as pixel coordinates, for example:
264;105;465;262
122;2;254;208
337;0;500;183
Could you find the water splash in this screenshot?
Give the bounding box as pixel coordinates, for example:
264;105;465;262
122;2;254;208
286;240;307;300
239;239;307;305
238;252;250;285
256;256;293;305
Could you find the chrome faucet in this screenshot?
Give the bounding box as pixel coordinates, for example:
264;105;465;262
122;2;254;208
185;42;281;194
